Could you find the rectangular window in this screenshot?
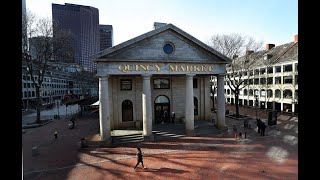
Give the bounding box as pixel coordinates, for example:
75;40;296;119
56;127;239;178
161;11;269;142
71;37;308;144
260;68;266;75
244;79;248;85
193;78;198;88
254;69;259;75
275;66;281;73
154;78;170;89
284;64;293;72
249;79;253;85
283;76;293;84
120;79;132;90
254;78;259;84
267;67;273;74
260;78;266;84
295;75;298;84
295;63;298;72
249;70;254;76
267;77;273;84
275;77;281;84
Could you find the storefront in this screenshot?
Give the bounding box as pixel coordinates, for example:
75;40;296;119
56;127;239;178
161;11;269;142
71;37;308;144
94;24;231;143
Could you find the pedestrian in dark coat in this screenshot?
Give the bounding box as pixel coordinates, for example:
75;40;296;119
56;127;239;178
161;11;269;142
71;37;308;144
171;112;175;123
257;119;261;133
133;148;147;170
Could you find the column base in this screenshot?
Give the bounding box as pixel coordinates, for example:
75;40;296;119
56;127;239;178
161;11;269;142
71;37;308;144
216;124;228;131
143;134;154;141
186;129;195;136
98;138;112;147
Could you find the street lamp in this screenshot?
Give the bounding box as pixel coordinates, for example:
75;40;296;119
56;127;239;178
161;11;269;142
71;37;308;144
255;95;259;119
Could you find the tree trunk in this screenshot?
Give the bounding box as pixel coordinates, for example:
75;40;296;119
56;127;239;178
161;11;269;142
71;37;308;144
235;92;239;118
35;86;42;123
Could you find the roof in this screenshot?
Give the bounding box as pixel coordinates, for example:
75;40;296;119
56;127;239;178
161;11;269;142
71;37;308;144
232;41;298;69
94;23;231;63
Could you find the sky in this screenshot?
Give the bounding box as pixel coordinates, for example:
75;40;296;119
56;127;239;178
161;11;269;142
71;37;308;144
26;0;298;47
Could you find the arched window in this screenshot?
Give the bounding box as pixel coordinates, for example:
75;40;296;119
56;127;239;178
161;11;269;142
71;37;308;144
267;89;273;98
244;89;248;96
24;91;27;98
227;89;230;95
122;100;133;122
32;91;35;97
283;90;293;99
275;89;281;98
249;89;253;96
194;97;198;115
28;91;31;97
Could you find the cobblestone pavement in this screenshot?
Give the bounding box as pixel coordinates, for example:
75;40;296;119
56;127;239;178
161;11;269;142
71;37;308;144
23;105;298;180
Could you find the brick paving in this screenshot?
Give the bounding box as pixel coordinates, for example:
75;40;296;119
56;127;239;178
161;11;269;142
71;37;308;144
23;105;298;179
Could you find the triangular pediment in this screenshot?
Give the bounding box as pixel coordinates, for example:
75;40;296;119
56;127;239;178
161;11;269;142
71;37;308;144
94;24;231;63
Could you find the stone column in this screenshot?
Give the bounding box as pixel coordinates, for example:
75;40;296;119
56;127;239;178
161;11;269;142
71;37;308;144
142;74;154;140
185;74;195;135
216;75;227;129
204;76;212;121
98;75;111;144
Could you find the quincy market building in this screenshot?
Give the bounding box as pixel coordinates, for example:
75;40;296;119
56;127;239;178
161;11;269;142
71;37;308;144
94;24;231;143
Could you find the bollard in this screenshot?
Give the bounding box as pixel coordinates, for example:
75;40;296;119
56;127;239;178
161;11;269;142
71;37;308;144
54;130;58;139
32;147;38;156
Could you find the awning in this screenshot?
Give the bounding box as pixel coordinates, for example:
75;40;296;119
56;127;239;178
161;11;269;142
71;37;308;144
91;100;99;106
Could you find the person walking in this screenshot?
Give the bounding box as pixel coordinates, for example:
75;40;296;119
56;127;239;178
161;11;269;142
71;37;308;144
171;111;175;123
261;122;266;136
256;119;261;133
133;148;147;170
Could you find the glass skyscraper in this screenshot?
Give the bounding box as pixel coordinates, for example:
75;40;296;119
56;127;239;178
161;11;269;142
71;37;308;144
52;3;99;72
99;25;113;51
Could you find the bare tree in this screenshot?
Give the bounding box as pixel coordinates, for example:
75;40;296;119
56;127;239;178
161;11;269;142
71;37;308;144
207;34;263;118
72;65;98;99
22;10;73;123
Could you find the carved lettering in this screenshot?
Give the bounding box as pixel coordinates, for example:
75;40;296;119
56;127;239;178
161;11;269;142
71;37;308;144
118;65;130;72
180;66;185;71
154;65;161;71
208;66;213;71
139;65;149;71
201;66;207;71
169;65;177;71
194;66;200;71
186;66;193;71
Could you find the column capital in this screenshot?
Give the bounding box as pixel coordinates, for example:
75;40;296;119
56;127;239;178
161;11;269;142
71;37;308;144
97;75;110;80
141;74;152;79
186;74;195;79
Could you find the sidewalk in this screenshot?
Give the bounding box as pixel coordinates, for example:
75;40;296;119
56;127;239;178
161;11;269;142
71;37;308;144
22;112;298;179
22;104;80;125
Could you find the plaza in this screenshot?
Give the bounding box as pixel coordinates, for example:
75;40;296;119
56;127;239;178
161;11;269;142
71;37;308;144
22;105;298;179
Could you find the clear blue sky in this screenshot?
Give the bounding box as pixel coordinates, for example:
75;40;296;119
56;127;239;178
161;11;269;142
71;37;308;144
26;0;297;46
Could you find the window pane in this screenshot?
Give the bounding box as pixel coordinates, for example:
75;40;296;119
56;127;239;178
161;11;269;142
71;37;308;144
121;79;132;90
154;79;170;89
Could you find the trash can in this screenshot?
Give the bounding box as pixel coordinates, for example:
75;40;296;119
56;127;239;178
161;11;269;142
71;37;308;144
32;147;38;156
81;138;87;148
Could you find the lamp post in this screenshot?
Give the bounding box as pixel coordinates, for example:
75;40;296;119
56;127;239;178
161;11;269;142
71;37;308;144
255;95;259;119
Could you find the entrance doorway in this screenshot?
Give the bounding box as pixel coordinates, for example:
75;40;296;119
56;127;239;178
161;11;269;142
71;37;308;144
154;95;170;124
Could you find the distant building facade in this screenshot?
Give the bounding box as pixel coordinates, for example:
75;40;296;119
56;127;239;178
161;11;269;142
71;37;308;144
52;3;100;72
99;25;113;51
22;62;98;110
214;35;298;114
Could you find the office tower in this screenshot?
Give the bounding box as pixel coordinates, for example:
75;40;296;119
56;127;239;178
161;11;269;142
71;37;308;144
52;3;99;72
